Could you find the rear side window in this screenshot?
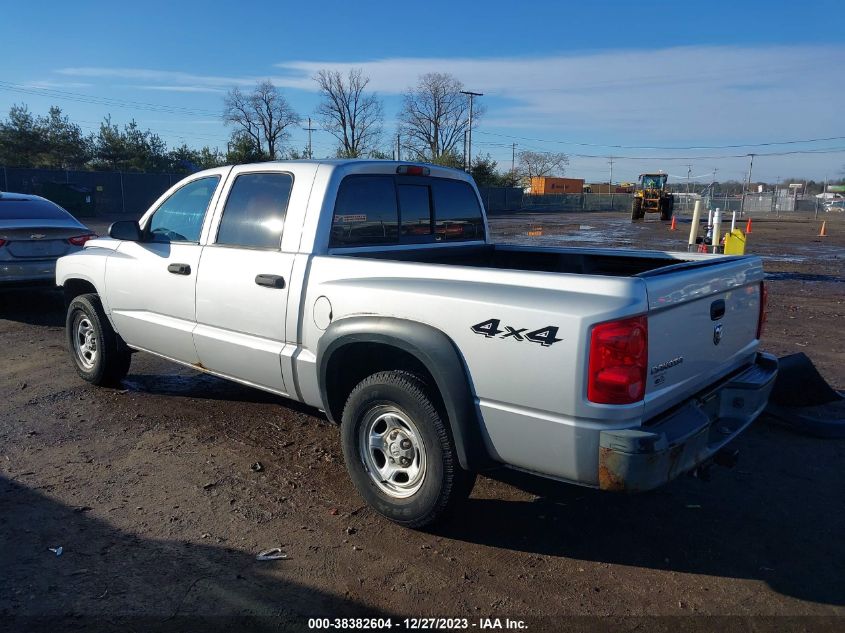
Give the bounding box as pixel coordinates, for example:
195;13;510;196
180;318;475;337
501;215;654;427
432;179;485;241
216;173;293;249
330;176;398;247
148;176;219;243
330;174;484;248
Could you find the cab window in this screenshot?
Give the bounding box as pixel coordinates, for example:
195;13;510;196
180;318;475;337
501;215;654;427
147;176;220;243
216;173;293;249
330;175;399;247
330;174;484;247
431;179;485;241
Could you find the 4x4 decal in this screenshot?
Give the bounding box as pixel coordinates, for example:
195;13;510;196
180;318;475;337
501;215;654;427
471;318;562;347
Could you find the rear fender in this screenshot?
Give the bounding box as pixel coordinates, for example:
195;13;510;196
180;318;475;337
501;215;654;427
317;316;492;471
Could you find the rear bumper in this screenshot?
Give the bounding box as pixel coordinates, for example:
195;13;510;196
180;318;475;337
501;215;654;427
0;259;57;284
598;352;778;491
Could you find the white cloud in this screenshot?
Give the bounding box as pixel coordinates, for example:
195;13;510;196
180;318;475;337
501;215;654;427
134;85;225;93
274;45;844;142
53;45;844;177
56;66;310;90
24;80;93;89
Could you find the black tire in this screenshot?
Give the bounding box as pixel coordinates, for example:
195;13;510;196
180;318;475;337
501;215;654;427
66;293;131;386
660;195;674;221
631;197;644;221
340;371;476;528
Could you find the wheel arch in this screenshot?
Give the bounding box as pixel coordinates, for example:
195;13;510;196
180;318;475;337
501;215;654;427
62;277;99;305
317;317;492;471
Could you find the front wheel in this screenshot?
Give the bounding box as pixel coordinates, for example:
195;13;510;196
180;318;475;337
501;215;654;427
631;197;644;221
660;195;674;221
66;293;131;386
341;371;476;528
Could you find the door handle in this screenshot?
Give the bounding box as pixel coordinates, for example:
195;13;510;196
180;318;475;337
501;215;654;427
255;274;286;289
167;263;191;275
710;299;726;320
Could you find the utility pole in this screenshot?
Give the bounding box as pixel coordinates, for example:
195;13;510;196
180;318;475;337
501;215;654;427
742;153;755;215
511;142;517;174
709;168;718;211
460;90;483;173
608;156;614;209
303;117;317;159
396;133;401;161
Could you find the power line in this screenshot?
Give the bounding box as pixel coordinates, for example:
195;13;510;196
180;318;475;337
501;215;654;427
475;129;845;151
561;147;845;160
0;80;219;117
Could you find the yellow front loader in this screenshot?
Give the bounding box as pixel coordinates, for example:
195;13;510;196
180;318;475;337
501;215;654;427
631;173;674;221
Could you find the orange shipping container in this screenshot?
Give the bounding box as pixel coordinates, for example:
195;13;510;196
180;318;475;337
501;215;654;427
529;177;585;195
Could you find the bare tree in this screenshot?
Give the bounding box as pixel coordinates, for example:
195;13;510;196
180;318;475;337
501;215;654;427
398;73;482;163
315;69;383;158
223;81;300;160
517;150;570;185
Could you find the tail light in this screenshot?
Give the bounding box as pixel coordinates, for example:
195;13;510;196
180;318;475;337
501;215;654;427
396;165;430;176
757;281;768;339
588;315;648;405
0;238;6;247
67;233;97;247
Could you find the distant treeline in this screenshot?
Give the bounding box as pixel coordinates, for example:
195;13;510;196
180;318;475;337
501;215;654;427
0;104;228;174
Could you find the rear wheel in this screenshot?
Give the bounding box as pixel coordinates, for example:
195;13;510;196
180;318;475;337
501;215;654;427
66;294;131;386
341;371;476;528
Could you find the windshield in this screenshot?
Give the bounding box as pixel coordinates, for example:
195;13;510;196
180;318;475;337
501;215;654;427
641;175;666;189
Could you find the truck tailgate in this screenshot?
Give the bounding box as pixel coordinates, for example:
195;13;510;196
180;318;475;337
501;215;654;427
640;256;764;420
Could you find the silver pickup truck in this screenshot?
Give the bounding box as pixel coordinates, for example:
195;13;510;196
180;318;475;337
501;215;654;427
56;160;777;527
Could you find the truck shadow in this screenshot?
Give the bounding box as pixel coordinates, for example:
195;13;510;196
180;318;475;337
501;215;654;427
0;474;395;629
121;370;322;416
0;286;65;327
440;424;845;607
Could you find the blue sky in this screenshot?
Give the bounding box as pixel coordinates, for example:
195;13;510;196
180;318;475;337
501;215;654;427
3;0;844;182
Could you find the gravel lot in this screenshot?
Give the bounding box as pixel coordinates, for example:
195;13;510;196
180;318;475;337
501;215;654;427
1;212;843;631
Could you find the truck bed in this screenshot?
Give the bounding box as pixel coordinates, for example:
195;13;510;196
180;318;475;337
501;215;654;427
327;241;764;435
345;242;739;278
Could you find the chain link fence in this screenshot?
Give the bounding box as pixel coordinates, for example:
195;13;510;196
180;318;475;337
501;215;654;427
5;169;836;223
479;187;634;213
1;166;182;217
478;186;835;221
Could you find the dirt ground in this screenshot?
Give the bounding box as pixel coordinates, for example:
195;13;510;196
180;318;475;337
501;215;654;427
1;212;843;632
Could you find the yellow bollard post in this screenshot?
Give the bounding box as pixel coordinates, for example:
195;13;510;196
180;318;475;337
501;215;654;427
688;200;702;252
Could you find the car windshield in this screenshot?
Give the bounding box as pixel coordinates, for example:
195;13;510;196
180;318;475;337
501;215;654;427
0;198;72;220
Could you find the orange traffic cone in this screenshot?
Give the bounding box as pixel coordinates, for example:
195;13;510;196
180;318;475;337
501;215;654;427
818;221;827;237
745;218;753;233
669;216;677;231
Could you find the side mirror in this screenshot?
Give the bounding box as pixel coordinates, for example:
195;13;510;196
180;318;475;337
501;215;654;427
109;220;142;241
